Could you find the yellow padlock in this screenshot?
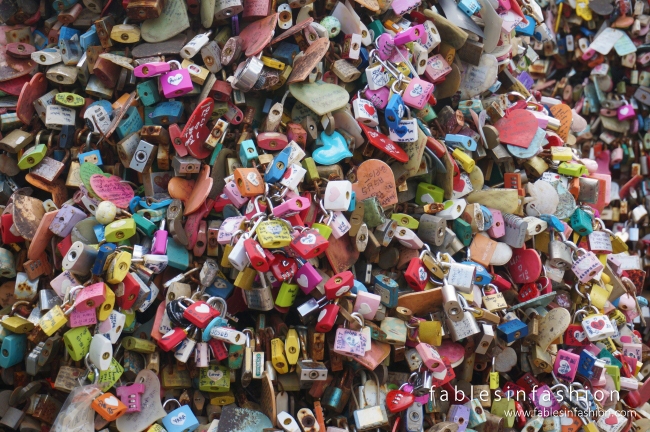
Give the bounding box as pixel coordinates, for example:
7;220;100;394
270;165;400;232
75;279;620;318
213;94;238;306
452;148;475;173
271;338;289;374
256;220;292;248
97;286;115;321
106;251;132;284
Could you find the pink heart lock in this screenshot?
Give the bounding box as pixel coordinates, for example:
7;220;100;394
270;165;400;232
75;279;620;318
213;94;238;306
364;86;391;109
89;174;135;209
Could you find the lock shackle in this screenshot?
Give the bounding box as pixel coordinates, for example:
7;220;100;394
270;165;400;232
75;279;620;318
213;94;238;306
350;312;364;328
208;297;228;317
482;283;500;295
10;300;31;315
64;285;85;306
594;218;614;236
368;49;401;80
162;398;181;411
84;353;100;385
573;308;589;323
242;329;253;347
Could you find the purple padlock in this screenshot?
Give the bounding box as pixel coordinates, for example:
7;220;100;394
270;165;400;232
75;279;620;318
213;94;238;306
223;179;249;208
364;86;391;109
294;260;322;294
151;220;168;255
393;24;426;46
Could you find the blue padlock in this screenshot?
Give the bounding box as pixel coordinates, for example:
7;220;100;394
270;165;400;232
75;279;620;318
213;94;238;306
515;16;536;36
78;149;103;165
351;280;368;294
0;333;26;368
262;99;273;115
162;400;199;432
80;25;100;50
52;150;67;162
139;198;173;210
496;319;528;343
92;243;116;276
115;106;143;140
374;275;399;308
481;205;494;230
272;42;300;66
385;93;406;131
205;276;235;300
58;26;81;43
577;349;598;379
93;224;106;243
463;261;492;286
87;100;114;117
445;134;478;151
33;30;48;50
151;101;184;126
137;80;161;107
167;238;190;270
264;146;292;183
457;0;481;16
347;191;356;211
202;316;228;341
239;139;258;167
540;214;564;232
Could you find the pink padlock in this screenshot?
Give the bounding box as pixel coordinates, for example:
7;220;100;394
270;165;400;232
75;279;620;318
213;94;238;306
294;260;322;294
353;291;381;319
244;197;268;219
69;308;98;327
424;54;452;83
496;0;511;11
223;179;249;208
393;24;427;45
273;197;311;217
74;282;106;311
133;62;170;78
151;220;168;255
402;77;434;110
217;216;246;245
617;100;636;120
617;293;637;313
529;384;561;417
553;349;579;381
364;86;391;109
415;342;446;373
116;383;145;413
571;249;604;283
161;60;193;98
487;209;505;238
375;33;395;61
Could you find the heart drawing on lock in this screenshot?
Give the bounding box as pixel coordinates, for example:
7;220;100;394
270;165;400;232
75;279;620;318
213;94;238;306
620;106;630;115
167;74;184;86
409;83;424;97
364;103;376;116
207;370;223;381
104;396;119;406
358;303;372;315
557;360;571;375
300;234;316;245
335;286;350;297
574;330;586;342
170;413;187;426
605;414;618;425
590;320;605;330
296;274;309;288
328;186;341;202
538;392;553;408
194;304;211;314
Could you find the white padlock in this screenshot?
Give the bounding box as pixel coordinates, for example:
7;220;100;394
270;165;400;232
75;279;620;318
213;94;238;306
352;98;379;127
323;180;353;211
181;31;212;59
100;310;126;344
277;412;301;432
89;333;113;371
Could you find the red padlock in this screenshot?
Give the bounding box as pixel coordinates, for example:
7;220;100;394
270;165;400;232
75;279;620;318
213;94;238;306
158;327;189;351
517;282;540;302
324;271;354;300
289;228;329;260
208;338;229;361
314;303;339;333
244;238;270;272
116;273;141;310
182;299;220;329
404;257;428;292
270;253;298;282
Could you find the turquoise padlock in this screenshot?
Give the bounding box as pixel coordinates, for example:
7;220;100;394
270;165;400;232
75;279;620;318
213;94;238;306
541;214;565;232
0;333;26;368
133;213;157;237
347;191;356;211
239;139;258;167
202;316;228;341
569;208;594;236
137;80;161;107
312;131;353;165
151;101;184;126
167;238;190;270
79;25;99;50
264;146;292;183
115;106;143;140
374;275;399;308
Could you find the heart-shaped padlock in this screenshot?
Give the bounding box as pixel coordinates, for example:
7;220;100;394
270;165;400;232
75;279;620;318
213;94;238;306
385;389;415;413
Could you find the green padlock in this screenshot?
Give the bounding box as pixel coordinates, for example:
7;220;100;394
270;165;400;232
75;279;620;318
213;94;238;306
569;208;594;236
275;282;299;307
123;309;137;332
605;364;621;391
312;222;332;239
414;104;437;122
363;197;386;228
122;336;157;353
132;213;157;236
88;357;124;391
557;162;588;177
416;183;445;205
198;364;230;392
63;326;92;361
18;144;47;170
491;397;515;428
105;218;137;242
302;157;319;183
228;343;244;369
391;213;419;229
367;19;385;42
453;218;473;247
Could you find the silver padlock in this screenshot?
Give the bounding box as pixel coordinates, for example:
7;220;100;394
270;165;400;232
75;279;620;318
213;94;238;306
547;232;573;270
38;289;62;312
230;56;263;92
244;275;274;311
446;296;480;341
441;282;463;322
62;241;98;276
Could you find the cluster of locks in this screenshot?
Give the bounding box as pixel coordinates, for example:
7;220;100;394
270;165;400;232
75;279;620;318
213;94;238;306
0;0;650;430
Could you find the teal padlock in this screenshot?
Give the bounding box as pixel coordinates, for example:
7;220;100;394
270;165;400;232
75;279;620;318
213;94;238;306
136;80;161;107
239;139;258;167
228;343;244;369
116;106;143;140
569;208;594;236
0;333;26;368
151;101;184;126
374;275;399;308
367;19;385;42
132;213;157;237
167;238;190;270
144;106;155;126
453;218;473;246
416;183;445;205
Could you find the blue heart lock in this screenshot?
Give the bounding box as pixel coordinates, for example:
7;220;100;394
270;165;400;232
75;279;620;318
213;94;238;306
312;131;353;165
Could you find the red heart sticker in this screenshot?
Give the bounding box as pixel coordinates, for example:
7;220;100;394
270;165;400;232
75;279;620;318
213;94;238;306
357;121;408;162
364;103;376;116
182;98;214;159
385;390;415;413
590;320;605;330
605;414;617;425
494;109;538;149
